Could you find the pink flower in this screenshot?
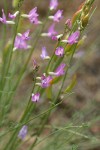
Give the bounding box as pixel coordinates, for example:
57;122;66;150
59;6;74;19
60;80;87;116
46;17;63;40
21;7;39;24
55;63;66;76
0;9;15;24
14;30;31;50
41;24;58;40
48;23;57;37
40;47;50;60
21;29;30;40
55;46;64;57
0;9;6;24
53;10;63;22
50;0;58;10
18;125;28;140
28;7;39;24
41;75;52;88
8;11;19;19
31;93;40;102
67;30;80;45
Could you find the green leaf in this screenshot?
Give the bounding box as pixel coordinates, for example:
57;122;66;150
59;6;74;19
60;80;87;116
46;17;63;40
51;76;62;85
64;74;77;93
46;86;52;100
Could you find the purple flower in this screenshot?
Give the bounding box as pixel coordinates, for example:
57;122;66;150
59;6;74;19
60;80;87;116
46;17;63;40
50;0;58;10
65;19;72;29
55;46;64;57
0;9;6;24
41;24;57;39
55;63;66;76
53;10;63;22
67;30;80;45
22;29;30;40
31;93;40;102
18;125;28;140
8;11;19;19
14;30;31;50
21;7;39;24
28;7;39;24
14;35;27;50
0;9;15;24
48;23;57;37
41;75;52;88
40;47;50;60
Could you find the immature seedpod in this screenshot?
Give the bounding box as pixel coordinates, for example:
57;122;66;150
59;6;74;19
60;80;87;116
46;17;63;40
81;13;89;28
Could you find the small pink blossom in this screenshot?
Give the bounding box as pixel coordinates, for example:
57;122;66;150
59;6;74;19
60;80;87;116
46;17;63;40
0;9;6;23
14;30;31;50
67;30;80;45
41;75;52;88
50;0;58;10
40;47;49;60
55;46;64;57
53;10;63;22
48;23;57;37
28;7;39;24
22;29;30;40
0;9;15;24
18;125;28;140
8;11;19;19
55;63;66;76
65;19;72;29
31;93;40;102
49;63;66;76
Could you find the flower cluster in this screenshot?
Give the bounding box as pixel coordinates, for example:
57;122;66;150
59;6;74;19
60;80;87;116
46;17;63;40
35;0;80;102
0;0;81;106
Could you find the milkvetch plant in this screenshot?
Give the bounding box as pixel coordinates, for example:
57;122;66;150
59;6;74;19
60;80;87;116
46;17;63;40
0;0;97;150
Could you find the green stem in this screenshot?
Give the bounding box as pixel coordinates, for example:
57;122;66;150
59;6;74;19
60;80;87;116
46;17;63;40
3;9;51;150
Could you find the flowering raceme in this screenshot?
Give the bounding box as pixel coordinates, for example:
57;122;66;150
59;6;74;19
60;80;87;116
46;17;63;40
0;0;96;149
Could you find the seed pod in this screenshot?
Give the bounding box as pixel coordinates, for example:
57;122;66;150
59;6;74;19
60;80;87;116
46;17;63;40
81;13;89;28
